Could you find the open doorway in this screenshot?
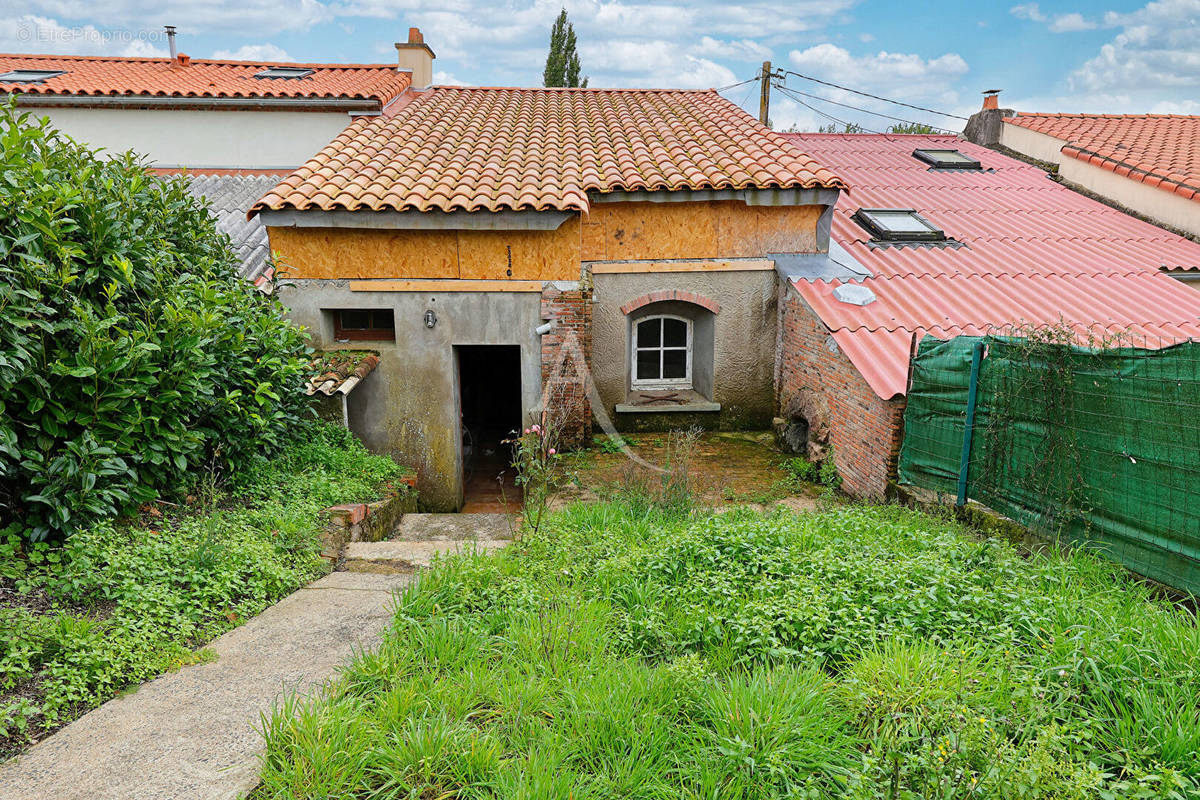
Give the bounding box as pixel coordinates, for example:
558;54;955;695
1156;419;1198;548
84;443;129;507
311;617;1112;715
456;345;523;513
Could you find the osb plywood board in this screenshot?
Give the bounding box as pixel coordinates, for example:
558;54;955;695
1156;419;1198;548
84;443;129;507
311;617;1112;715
349;279;544;292
269;227;458;280
581;219;607;261
589;260;774;273
588;201;820;261
458;224;580;281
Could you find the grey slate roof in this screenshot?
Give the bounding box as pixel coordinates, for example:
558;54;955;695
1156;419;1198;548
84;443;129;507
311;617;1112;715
182;174;282;286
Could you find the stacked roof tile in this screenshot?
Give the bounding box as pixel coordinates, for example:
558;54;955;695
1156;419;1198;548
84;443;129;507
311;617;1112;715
180;173;285;288
783;133;1200;399
1005;113;1200;202
254;87;845;214
306;351;381;396
0;53;410;102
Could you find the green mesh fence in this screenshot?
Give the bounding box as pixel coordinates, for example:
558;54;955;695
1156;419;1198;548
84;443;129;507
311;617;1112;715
900;334;1200;595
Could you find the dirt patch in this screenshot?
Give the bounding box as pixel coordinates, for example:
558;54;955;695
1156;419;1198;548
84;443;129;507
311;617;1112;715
557;431;824;510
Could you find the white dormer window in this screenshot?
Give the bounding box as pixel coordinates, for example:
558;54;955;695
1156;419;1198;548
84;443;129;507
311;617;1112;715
632;315;692;389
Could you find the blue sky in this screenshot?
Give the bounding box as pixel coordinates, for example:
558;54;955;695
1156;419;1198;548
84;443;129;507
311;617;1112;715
3;0;1197;130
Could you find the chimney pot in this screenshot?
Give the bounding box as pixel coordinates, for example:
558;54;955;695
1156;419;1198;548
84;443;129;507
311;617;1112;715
395;27;436;89
982;89;1002;110
175;53;191;67
408;27;423;44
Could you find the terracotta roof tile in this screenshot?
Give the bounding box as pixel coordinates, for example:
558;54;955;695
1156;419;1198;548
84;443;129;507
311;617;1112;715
783;133;1200;399
1005;113;1200;202
0;53;410;103
253;86;844;214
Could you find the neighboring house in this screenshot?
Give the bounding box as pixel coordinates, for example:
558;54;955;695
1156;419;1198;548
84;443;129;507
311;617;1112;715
778;133;1200;499
974;103;1200;240
252;85;845;509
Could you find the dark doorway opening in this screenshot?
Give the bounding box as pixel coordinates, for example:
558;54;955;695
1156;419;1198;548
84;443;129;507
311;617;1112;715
457;345;523;513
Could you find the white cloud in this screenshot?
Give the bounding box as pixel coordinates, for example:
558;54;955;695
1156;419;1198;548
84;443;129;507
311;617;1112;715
21;0;333;36
693;36;771;63
0;14;167;55
1071;0;1200;93
211;43;294;61
433;69;468;86
1010;3;1099;33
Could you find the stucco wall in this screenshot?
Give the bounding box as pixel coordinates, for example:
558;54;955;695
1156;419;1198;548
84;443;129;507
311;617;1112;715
23;106;352;169
280;279;547;510
1057;157;1200;238
999;122;1068;165
590;267;779;430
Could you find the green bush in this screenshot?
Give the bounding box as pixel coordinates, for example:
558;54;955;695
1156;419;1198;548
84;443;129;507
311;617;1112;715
0;103;311;539
0;423;407;756
254;504;1200;799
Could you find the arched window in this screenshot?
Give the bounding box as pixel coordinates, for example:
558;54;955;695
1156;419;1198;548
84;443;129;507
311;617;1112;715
632;314;692;389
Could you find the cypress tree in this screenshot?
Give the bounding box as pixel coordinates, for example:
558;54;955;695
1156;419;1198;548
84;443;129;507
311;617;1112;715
543;8;588;88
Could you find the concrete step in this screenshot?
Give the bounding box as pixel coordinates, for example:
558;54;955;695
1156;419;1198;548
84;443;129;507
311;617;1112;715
343;538;509;574
390;512;515;542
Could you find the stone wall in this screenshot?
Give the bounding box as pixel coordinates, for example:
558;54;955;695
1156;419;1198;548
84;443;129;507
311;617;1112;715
540;283;593;446
777;284;906;499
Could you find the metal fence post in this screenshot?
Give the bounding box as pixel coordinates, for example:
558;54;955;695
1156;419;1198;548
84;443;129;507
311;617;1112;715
956;340;985;507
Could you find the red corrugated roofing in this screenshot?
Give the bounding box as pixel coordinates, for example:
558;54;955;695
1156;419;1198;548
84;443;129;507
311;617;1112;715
1004;113;1200;202
783;133;1200;399
254;87;845;214
0;53;410;103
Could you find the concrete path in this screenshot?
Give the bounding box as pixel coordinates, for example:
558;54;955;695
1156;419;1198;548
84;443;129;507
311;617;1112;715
0;571;410;800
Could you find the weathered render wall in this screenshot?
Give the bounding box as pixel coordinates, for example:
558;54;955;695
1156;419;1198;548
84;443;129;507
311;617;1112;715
280;279;548;510
582;201;821;261
591;267;780;430
777;284;905;499
999;123;1068;165
268;223;582;281
1056;157;1200;238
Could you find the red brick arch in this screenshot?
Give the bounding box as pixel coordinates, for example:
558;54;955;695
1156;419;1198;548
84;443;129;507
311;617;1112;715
619;289;721;316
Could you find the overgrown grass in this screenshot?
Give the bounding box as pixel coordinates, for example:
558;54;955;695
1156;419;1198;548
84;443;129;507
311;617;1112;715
255;502;1200;799
0;423;408;758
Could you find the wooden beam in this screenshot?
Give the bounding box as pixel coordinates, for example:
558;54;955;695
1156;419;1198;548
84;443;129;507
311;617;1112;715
349;279;545;293
588;259;774;275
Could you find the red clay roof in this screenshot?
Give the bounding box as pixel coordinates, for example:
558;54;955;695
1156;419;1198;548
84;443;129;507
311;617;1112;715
783;133;1200;399
0;53;410;102
1004;113;1200;202
254;86;845;214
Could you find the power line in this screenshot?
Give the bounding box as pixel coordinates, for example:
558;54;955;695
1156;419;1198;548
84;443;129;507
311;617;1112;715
780;69;970;121
774;83;958;134
715;75;759;93
774;85;883;134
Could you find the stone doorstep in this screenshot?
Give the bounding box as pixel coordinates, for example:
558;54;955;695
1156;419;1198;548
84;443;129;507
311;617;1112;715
343;539;509;574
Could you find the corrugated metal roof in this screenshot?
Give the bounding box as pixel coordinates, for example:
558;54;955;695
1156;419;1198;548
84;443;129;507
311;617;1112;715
783;133;1200;399
181;174;282;286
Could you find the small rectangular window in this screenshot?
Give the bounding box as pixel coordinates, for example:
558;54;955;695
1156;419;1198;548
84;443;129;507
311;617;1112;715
332;309;394;341
912;148;982;170
0;69;67;83
632;315;692;389
852;208;946;242
254;67;315;79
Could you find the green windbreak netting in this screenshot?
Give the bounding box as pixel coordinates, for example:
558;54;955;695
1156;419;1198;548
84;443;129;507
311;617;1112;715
899;335;1200;595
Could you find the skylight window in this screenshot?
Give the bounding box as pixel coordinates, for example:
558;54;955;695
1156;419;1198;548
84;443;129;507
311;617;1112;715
253;67;315;79
852;208;946;242
912;148;982;170
0;69;67;83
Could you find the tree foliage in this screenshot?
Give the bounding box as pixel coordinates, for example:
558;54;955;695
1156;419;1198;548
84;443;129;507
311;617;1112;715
0;103;312;540
543;8;588;88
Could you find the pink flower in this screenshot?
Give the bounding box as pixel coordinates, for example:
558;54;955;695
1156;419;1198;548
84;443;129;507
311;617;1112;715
532;424;542;433
548;448;556;455
524;428;531;434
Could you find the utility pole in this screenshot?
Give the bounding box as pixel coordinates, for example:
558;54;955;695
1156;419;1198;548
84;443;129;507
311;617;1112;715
759;61;771;126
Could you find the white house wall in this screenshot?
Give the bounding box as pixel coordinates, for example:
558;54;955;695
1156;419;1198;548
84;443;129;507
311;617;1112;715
999;122;1069;164
25;107;354;169
1057;156;1200;238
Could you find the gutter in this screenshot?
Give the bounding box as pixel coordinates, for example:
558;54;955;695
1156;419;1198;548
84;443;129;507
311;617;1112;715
7;93;381;113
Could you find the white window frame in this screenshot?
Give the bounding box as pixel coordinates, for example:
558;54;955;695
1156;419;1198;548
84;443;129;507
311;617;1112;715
631;314;693;390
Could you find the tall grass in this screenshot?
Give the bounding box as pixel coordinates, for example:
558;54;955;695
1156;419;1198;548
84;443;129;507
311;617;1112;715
255;503;1200;799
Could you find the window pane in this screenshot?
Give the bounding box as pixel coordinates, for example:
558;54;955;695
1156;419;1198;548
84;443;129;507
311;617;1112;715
637;318;660;347
340;310;371;330
636;348;660;380
370;310;395;330
662;318;687;347
662;349;687;379
867;211;933;233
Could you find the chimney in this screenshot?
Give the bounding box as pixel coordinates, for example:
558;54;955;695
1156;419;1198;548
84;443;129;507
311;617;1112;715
395;27;436;89
165;25;177;59
963;89;1013;148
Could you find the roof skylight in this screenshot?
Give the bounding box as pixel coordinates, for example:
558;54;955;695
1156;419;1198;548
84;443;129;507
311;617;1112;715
852;208;946;242
0;69;67;83
253;67;315;79
913;148;982;170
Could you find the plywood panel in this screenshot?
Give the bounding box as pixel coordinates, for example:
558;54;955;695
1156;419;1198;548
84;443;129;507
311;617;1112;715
268;227;458;280
581;219;606;261
457;224;580;281
755;205;821;252
592;202;721;260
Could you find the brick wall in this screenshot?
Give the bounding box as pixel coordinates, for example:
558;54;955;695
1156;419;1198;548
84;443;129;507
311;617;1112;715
540;284;593;447
777;285;906;499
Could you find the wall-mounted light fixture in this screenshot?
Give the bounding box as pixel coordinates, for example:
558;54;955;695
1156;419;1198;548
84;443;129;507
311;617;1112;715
423;309;437;329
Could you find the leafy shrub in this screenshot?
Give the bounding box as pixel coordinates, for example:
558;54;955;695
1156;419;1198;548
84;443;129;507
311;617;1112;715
0;423;407;757
0;103;311;539
254;504;1200;799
